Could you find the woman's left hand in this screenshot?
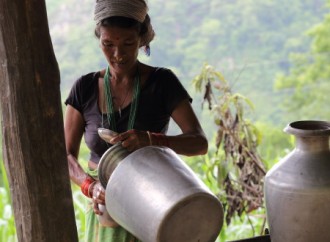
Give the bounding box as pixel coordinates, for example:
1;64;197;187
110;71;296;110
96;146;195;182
110;129;150;152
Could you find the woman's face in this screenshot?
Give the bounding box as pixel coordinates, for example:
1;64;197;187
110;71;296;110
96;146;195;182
99;26;141;73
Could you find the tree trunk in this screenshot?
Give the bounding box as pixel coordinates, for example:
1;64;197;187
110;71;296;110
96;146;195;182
0;0;78;241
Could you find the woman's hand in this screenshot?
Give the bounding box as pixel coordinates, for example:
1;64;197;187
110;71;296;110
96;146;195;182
91;182;105;215
110;129;151;152
90;181;119;227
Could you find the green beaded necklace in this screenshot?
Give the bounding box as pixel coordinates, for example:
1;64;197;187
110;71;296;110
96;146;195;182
103;65;140;132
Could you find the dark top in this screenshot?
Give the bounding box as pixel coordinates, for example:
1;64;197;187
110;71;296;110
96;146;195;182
65;67;191;163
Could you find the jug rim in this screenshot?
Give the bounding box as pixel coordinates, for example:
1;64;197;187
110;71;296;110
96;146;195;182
284;120;330;136
98;143;130;188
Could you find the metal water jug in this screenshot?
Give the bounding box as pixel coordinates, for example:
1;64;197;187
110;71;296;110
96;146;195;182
98;144;224;242
265;120;330;242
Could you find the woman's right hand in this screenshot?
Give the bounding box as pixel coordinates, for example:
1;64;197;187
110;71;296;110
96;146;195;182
90;181;105;215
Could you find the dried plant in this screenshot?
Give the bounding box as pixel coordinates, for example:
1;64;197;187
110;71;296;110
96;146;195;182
193;64;267;229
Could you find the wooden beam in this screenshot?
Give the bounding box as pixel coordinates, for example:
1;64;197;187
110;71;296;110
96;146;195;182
0;0;78;241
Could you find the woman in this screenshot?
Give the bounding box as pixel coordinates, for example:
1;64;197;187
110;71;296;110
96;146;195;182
64;0;208;241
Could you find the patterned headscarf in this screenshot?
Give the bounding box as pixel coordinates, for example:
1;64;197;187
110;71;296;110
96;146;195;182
94;0;148;24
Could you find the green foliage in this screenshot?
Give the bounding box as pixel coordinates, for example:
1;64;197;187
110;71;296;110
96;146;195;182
254;122;293;169
0;161;17;242
72;187;87;241
193;63;267;235
275;0;330;120
45;0;327;126
185;154;268;241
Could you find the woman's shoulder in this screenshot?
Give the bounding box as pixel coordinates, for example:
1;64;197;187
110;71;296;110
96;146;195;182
151;67;181;86
140;62;173;74
147;65;174;76
65;71;100;107
75;71;100;87
140;64;177;84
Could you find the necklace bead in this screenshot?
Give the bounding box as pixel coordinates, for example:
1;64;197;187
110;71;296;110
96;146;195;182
103;65;140;132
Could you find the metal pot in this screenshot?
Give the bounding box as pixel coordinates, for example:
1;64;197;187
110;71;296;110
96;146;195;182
99;145;224;242
265;120;330;242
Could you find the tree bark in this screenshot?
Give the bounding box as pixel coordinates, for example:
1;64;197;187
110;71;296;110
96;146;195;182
0;0;78;241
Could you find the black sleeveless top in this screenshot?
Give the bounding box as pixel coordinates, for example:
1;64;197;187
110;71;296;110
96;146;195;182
65;67;191;163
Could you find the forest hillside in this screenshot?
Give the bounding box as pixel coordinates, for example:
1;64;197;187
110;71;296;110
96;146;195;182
46;0;328;134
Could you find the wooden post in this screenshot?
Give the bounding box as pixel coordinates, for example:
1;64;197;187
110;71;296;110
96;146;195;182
0;0;78;241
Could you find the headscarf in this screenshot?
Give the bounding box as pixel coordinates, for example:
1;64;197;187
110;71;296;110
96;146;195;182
94;0;148;24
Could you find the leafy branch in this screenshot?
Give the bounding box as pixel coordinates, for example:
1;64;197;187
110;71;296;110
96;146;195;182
193;63;267;230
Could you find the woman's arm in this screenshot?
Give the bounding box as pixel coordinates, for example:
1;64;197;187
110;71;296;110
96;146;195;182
64;105;106;215
167;99;208;156
64;105;89;186
111;99;208;156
